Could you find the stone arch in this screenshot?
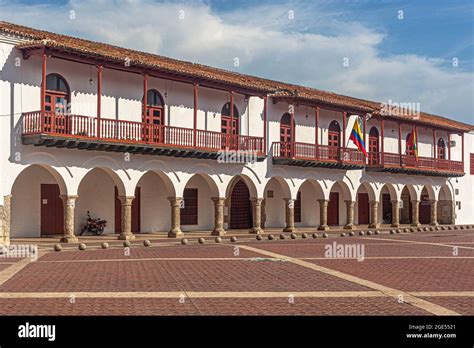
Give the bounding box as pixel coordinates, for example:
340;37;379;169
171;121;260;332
225;175;257;230
438;184;454;224
262;176;292;229
296;179;326;227
355;183;376;225
327;180;352;226
75;167;127;234
133;170;177;234
10;164;69;238
180;173;220;232
379;183;398;225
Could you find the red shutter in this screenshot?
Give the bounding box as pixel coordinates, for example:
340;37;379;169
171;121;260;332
294;192;301;223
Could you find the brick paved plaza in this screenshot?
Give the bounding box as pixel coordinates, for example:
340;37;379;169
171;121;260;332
0;227;473;315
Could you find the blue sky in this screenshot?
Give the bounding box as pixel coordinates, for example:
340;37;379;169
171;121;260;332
1;0;473;123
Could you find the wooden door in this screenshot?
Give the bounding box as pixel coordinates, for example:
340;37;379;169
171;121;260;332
419;194;430;225
44;92;68;134
328;132;340;160
143;106;164;143
328;192;339;226
115;186;141;233
357;193;369;225
368;136;379;165
221;116;239;150
382;193;392;224
280;123;292;157
115;186;122;234
132;187;141;233
181;188;198;225
294;191;301;223
40;184;64;235
230;180;252;229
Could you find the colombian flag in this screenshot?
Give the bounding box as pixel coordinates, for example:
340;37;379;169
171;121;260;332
349;118;368;157
408;130;419;160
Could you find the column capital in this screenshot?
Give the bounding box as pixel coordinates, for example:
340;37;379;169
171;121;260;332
211;197;226;204
119;195;135;206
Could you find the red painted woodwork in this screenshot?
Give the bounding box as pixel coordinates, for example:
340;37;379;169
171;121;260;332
437;138;445;160
406;132;415;157
44;74;70;134
327;192;339;226
315;106;319;145
448;132;451;160
357;192;369;225
419;194;430;225
368;127;379;165
380;119;385;165
382;193;392;224
328;121;341;160
97;65;102;137
181;188;198;225
40;184;64;235
280;113;292;157
22;111;264;155
230;179;252;229
272;142;366;165
294;191;301;223
193;83;198;146
263;96;267;153
115;186;141;233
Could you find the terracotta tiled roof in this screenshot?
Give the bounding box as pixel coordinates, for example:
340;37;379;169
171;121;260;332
1;21;472;132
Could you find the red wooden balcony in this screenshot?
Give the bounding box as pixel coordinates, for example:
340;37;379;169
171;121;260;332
22;111;265;158
367;152;464;176
272;142;366;169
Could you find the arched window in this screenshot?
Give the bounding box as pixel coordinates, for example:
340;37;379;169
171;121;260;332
143;89;164;126
221;102;239;135
368;127;379;165
437;138;446;160
406;133;415;156
44;73;70;114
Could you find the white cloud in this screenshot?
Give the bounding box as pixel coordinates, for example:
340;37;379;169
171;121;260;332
1;0;472;123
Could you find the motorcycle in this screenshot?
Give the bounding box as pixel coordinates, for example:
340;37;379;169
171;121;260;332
80;211;107;236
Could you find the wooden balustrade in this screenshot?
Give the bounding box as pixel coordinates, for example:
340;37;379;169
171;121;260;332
22;111;264;155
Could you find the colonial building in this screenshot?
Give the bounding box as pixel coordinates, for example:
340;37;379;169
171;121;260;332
0;21;473;245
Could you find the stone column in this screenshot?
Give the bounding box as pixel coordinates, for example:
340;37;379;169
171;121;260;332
59;195;78;243
318;199;329;231
391;200;400;227
211;197;226;236
118;196;136;240
168;197;184;238
344;200;355;229
283;198;297;232
450;200;455;225
369;201;380;228
249;198;263;234
429;200;439;226
1;195;12;246
411;200;421;227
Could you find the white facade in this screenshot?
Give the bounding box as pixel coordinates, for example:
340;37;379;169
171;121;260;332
0;31;473;244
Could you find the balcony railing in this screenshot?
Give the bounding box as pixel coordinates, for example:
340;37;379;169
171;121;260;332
22;111;264;155
367;152;463;173
272;142;366;165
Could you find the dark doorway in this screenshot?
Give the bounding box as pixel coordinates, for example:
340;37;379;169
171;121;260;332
230;179;252;229
419;194;430;224
40;184;64;235
357;192;369;225
328;192;339;226
382;193;392;224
